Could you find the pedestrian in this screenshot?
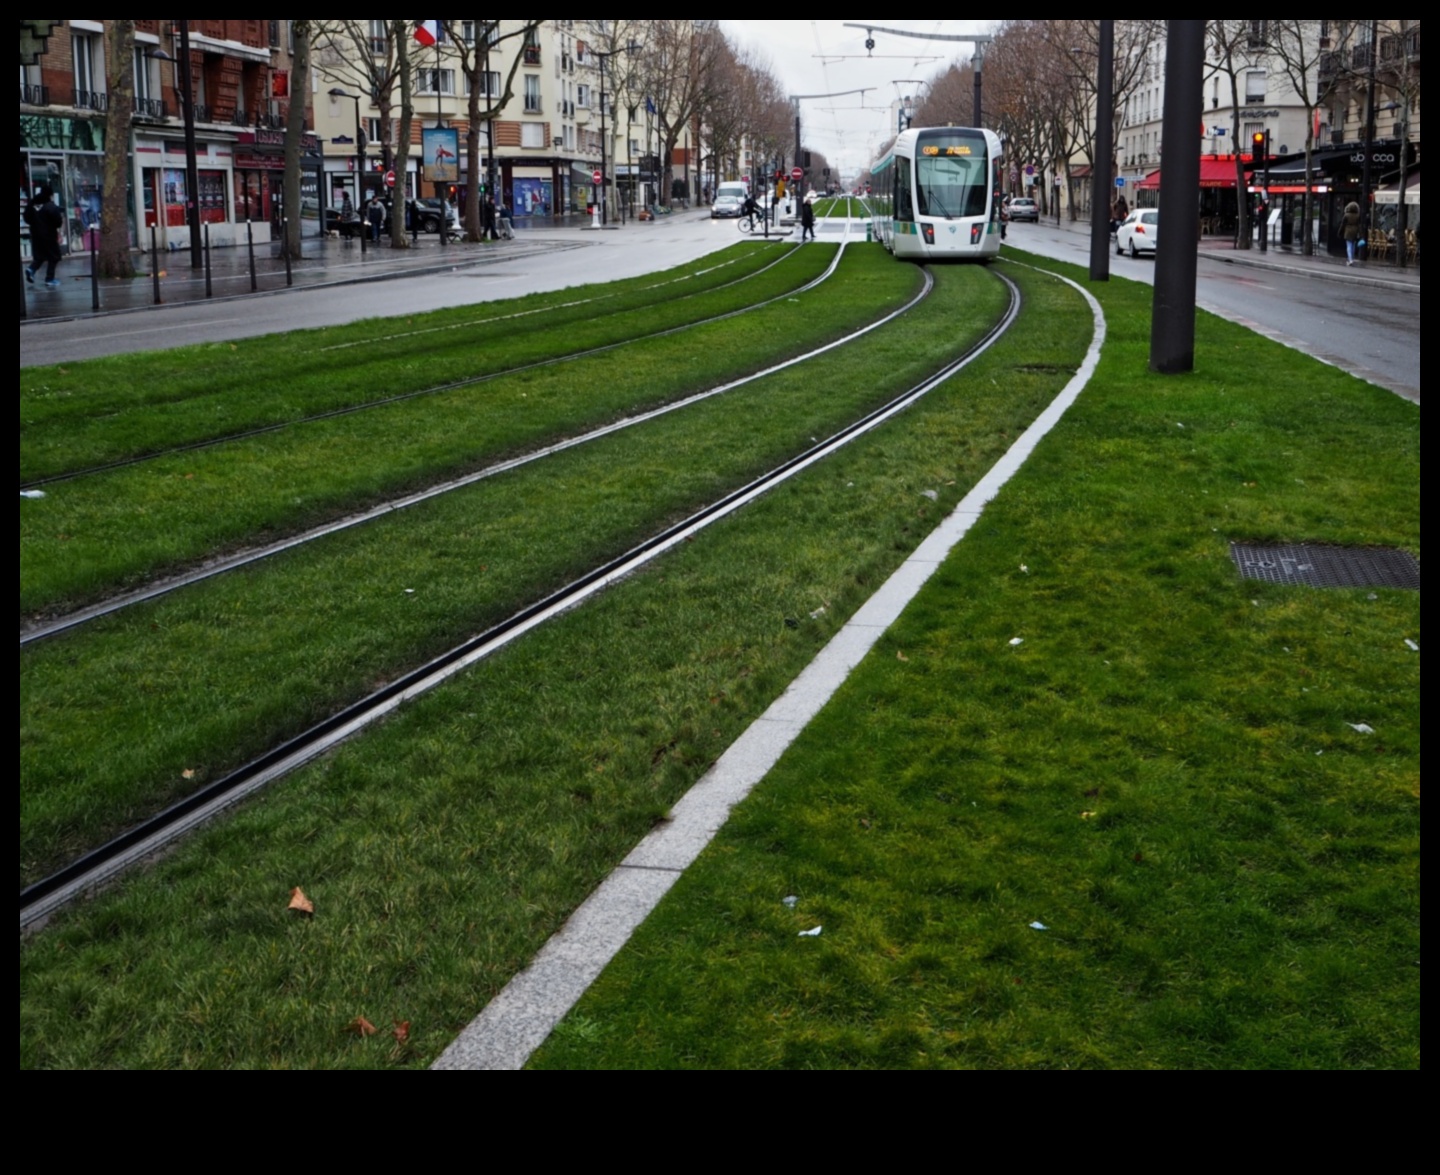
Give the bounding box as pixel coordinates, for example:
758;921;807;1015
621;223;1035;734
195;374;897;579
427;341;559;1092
801;191;816;241
366;194;384;242
24;184;65;288
497;199;514;240
1342;199;1362;265
482;195;498;242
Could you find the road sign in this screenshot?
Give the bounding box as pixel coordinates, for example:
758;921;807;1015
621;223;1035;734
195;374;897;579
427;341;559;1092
384;169;396;189
1115;177;1126;187
741;174;750;184
593;169;603;185
791;166;803;182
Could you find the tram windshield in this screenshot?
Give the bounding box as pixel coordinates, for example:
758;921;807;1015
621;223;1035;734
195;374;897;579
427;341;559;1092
915;132;990;219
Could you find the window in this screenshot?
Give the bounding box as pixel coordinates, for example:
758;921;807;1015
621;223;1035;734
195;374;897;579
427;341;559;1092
1248;20;1268;49
269;20;281;48
521;122;545;148
72;33;105;110
524;75;541;112
629;138;639;157
369;20;388;56
418;68;456;96
524;27;541;65
576;83;591;108
366;117;382;145
461;21;476;44
1245;70;1266;104
470;71;500;99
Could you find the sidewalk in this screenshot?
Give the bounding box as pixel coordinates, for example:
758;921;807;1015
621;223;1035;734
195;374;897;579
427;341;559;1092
1047;214;1420;293
19;208;698;323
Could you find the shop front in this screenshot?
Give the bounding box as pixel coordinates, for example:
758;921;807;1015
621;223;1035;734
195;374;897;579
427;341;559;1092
1133;156;1252;236
19;112;111;261
498;159;568;218
235;127;324;244
1259;141;1417;258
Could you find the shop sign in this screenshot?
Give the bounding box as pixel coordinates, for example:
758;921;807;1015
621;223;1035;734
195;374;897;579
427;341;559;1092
20;113;104;152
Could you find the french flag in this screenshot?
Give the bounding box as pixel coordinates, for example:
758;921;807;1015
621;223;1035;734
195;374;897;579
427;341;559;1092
414;21;441;47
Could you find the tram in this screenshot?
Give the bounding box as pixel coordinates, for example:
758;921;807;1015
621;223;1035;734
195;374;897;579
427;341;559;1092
869;126;1004;261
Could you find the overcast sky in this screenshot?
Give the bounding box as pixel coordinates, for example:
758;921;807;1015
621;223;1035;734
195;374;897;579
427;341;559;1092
717;19;998;178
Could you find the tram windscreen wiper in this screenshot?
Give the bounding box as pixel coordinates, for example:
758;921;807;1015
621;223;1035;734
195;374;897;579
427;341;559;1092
925;188;953;219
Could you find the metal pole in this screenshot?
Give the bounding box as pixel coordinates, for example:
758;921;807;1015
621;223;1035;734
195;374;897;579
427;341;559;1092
151;224;163;303
203;221;212;297
1088;20;1114;282
20;255;28;319
599;55;608;225
1149;20;1204;374
356;95;367;256
177;20;203;270
247;218;257;291
90;224;100;310
283;221;293;286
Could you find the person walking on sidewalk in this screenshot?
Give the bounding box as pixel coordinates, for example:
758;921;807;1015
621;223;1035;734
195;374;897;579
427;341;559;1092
801;191;816;241
24;185;65;288
1342;200;1362;266
366;195;385;242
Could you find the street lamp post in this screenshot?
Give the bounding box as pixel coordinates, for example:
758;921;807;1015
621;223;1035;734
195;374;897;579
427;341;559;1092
175;21;203;269
844;24;992;126
329;87;367;253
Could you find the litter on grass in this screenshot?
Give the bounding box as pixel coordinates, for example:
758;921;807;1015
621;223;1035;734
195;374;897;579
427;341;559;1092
1029;921;1048;931
798;925;822;937
1019;564;1029;573
404;588;415;594
1405;639;1419;651
20;490;45;499
1347;723;1375;734
782;895;798;908
1009;637;1024;646
809;606;826;619
922;489;938;501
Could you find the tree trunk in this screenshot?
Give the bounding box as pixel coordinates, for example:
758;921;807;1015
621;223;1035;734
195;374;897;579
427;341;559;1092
99;20;136;278
283;19;312;260
390;21;413;249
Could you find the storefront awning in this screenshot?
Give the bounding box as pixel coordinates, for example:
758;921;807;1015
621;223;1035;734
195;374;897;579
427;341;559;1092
1374;172;1420;205
1134;157;1253;191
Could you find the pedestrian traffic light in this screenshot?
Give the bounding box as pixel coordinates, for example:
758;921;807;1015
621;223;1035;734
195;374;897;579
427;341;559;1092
802;151;811;168
1251;130;1269;161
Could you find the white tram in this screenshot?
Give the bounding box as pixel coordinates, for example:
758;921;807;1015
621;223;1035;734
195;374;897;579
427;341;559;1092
869;126;1004;261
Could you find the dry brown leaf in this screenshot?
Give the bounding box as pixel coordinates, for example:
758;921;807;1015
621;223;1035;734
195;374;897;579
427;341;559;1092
347;1016;377;1037
896;651;909;662
288;886;314;915
392;1020;410;1044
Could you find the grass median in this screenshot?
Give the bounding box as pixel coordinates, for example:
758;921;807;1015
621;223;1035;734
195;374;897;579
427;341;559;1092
528;253;1420;1070
20;245;872;616
20;257;1074;1068
20;242;798;483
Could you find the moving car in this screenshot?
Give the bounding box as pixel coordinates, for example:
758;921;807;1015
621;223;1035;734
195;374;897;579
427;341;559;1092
711;193;744;218
1008;196;1039;222
1115;209;1159;257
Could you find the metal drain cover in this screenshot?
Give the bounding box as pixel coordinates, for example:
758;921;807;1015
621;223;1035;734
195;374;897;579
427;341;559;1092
1230;542;1420;590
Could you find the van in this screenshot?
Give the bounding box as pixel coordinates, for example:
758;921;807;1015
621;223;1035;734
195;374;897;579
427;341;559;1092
716;182;747;201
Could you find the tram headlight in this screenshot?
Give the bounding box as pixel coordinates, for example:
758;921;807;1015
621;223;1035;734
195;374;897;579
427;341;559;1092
970;224;983;245
922;223;935;244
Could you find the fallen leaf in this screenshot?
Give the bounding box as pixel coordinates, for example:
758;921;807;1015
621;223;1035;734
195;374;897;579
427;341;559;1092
392;1020;410;1044
896;651;909;661
182;768;195;780
347;1016;377;1037
1079;810;1097;819
288;886;314;915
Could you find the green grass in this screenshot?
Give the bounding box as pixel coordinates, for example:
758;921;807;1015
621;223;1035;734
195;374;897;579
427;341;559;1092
19;257;1070;1068
20;245;882;615
526;253;1420;1070
19;242;797;482
19;254;999;888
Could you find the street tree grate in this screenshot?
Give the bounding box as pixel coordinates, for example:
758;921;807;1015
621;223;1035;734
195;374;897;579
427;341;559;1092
1230;542;1420;590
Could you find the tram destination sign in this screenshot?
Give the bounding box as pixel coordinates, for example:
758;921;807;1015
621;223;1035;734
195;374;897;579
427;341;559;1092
921;145;973;156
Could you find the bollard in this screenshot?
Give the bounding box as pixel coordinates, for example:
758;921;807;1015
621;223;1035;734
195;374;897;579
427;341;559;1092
151;225;163;304
20;256;27;319
204;222;213;298
90;225;100;310
282;217;293;286
247;218;257;291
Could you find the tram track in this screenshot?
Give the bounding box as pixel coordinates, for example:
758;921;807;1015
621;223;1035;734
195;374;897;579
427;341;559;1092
21;233;914;646
21;260;1020;930
22;243;807;492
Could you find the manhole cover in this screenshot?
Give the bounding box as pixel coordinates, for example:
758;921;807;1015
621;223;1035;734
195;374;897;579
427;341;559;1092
1230;542;1419;590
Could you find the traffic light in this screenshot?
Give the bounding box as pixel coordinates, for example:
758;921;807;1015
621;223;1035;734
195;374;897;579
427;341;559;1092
1251;130;1269;161
802;151;812;168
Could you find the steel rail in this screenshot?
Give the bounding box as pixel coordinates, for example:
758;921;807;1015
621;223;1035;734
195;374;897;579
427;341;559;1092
21;261;1019;930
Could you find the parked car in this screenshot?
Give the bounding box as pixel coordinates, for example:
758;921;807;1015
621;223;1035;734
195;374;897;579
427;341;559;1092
412;197;460;233
1115;209;1159;257
1007;197;1039;222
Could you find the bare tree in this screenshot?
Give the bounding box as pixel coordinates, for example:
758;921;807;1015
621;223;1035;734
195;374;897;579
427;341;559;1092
443;20;547;241
1206;20;1263;248
282;19;312;260
98;20;136;278
312;21;406;173
639;20;722;205
1264;20;1329;255
390;20;415;250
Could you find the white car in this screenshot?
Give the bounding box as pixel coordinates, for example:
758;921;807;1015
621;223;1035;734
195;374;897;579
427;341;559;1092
1115;209;1159;257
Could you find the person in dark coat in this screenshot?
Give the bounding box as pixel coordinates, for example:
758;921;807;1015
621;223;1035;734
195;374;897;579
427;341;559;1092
1342;200;1362;265
800;192;817;241
24;184;66;287
366;195;385;241
482;195;498;241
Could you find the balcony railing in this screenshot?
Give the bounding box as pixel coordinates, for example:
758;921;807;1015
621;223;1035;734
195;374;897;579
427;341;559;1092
133;96;166;119
524;100;543;114
20;83;49;106
1351;42;1373;69
1318;51;1340;82
523;46;541;65
75;89;108;112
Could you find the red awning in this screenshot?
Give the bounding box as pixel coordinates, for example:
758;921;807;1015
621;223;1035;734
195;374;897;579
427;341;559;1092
1134;158;1251;191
